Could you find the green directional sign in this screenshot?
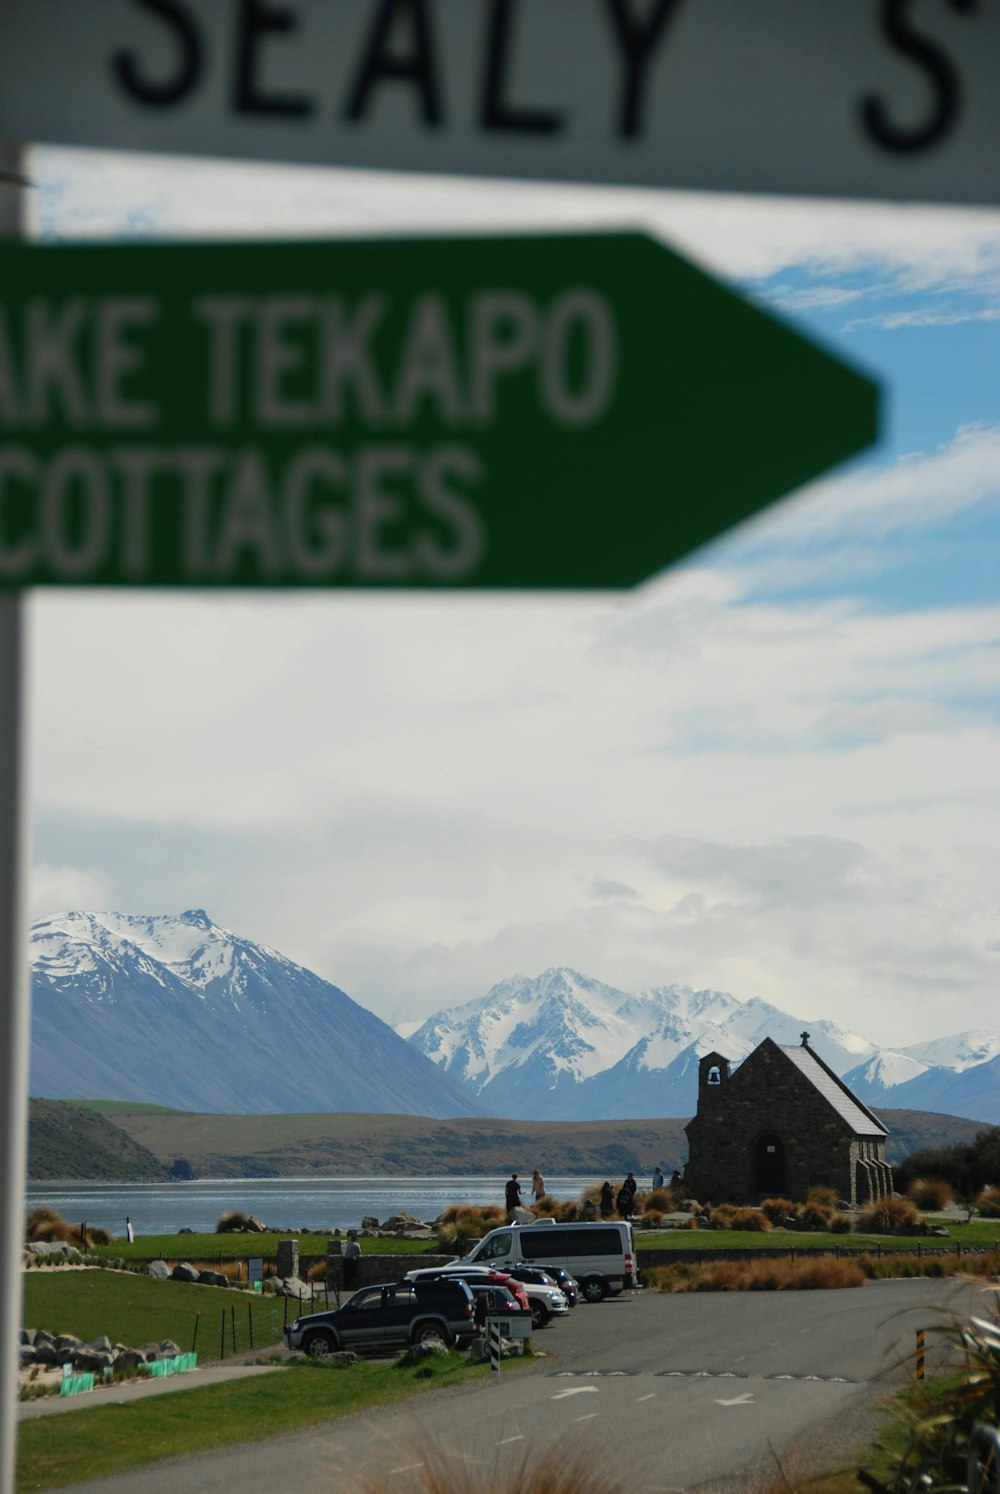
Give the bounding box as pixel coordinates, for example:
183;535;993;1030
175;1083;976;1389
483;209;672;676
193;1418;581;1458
0;233;878;589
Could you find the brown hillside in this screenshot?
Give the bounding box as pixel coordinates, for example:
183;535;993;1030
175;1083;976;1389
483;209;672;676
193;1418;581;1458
56;1104;982;1180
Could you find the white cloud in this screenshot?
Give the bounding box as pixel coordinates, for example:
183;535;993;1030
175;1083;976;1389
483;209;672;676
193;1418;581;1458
29;863;115;921
32;146;1000;289
19;145;1000;1054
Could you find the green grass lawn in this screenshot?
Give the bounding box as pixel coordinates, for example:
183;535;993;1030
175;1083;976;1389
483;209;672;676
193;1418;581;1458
16;1353;503;1492
638;1219;1000;1251
91;1231;438;1263
22;1272;288;1363
87;1217;1000;1265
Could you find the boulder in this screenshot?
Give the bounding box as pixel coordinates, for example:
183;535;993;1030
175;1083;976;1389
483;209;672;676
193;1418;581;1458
397;1342;448;1367
170;1262;199;1282
113;1348;148;1373
33;1329;55;1348
147;1260;170;1280
361;1216;379;1230
158;1340;181;1357
54;1334;84;1354
383;1214;423;1230
87;1336;113;1354
246;1215;267;1233
178;1227;195;1234
198;1269;229;1287
71;1349;114;1374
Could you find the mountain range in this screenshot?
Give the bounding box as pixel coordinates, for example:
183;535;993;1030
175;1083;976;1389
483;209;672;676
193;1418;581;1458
402;967;1000;1125
29;910;487;1117
29;912;1000;1125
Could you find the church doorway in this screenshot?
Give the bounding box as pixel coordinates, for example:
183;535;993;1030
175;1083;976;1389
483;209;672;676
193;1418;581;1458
755;1134;786;1195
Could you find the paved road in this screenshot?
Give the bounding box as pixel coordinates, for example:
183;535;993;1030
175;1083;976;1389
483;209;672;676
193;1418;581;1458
51;1278;997;1493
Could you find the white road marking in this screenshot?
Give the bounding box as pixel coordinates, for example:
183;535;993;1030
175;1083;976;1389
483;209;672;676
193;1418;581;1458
390;1463;426;1475
575;1413;599;1421
637;1393;656;1401
497;1437;525;1446
552;1386;600;1400
715;1393;755;1406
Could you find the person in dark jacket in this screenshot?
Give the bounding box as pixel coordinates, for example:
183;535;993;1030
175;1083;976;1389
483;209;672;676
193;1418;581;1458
599;1181;614;1218
504;1173;523;1219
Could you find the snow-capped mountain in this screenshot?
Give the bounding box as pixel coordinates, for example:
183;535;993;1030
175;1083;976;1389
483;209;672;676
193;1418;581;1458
30;910;488;1118
404;967;1000;1124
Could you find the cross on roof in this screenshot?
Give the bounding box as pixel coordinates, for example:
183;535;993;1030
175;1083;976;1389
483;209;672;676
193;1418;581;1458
800;1030;810;1046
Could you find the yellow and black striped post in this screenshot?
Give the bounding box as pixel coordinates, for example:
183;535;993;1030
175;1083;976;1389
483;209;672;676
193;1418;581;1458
916;1330;925;1381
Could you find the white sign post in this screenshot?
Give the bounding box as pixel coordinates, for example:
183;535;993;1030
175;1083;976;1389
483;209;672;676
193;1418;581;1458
0;143;29;1494
0;0;997;206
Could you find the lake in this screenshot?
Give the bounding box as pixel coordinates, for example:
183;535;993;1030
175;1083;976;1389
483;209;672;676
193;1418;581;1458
24;1175;612;1238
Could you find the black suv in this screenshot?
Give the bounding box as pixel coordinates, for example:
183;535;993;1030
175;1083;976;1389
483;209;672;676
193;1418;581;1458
284;1279;475;1357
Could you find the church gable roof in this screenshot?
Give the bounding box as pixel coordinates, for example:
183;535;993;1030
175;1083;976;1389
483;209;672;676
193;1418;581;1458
780;1042;888;1137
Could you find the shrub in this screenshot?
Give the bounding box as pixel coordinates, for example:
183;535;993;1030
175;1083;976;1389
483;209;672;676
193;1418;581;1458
857;1195;922;1233
906;1176;954;1211
892;1124;1000;1200
640;1210;663;1228
710;1206;770;1232
555;1200;582;1222
805;1185;839;1209
645;1188;675;1212
799;1202;833;1231
25;1207;72;1243
977;1185;1000;1218
435;1204;505;1250
216;1211;250;1234
364;1443;627;1494
759;1197;799;1222
851;1303;1000;1493
828;1213;853;1233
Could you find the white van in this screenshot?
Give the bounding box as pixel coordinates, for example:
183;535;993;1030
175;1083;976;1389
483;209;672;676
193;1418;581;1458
460;1219;636;1302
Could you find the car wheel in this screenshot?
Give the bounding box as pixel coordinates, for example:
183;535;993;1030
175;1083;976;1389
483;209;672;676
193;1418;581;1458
530;1301;549;1329
580;1277;608;1303
302;1329;338;1359
413;1321;449;1348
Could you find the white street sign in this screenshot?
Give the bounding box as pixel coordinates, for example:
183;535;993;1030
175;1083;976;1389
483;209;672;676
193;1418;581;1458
0;0;997;206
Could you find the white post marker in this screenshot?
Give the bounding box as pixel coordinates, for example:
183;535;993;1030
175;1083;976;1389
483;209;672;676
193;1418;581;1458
0;140;29;1494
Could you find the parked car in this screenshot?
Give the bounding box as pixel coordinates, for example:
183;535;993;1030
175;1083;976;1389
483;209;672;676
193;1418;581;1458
539;1265;579;1307
501;1265;572;1324
404;1264;532;1315
284;1278;475;1357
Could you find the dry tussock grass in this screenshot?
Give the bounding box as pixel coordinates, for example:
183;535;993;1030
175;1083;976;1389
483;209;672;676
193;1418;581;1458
805;1185;839;1209
710;1204;771;1231
905;1176;954;1210
364;1443;626;1494
25;1206;97;1248
857;1195;922;1233
644;1256;864;1292
977;1184;1000;1218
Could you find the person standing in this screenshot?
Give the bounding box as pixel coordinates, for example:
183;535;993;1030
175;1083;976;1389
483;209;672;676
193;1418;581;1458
343;1232;361;1290
125;1216;135;1244
531;1169;545;1203
651;1166;664;1191
505;1173;523;1219
599;1181;613;1218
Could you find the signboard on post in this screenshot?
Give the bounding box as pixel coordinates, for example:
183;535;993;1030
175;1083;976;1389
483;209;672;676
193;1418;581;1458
0;0;997;206
0;232;878;591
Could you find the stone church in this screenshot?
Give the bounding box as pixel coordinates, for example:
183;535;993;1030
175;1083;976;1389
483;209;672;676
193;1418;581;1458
683;1033;893;1206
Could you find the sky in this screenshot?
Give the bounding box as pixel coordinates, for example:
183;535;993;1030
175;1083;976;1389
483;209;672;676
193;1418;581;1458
23;146;1000;1049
